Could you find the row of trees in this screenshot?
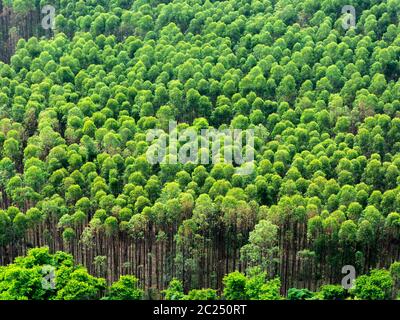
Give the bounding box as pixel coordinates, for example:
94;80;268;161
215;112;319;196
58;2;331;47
2;247;398;300
0;0;54;62
0;247;143;300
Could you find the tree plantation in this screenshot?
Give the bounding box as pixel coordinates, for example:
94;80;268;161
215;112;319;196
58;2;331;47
0;0;400;300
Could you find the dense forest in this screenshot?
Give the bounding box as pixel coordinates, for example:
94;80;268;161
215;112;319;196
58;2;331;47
0;0;400;300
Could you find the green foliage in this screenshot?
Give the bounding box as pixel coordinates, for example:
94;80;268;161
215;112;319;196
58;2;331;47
12;0;35;14
244;271;266;300
319;285;347;300
56;268;106;300
351;269;393;300
105;275;143;300
184;289;218;300
0;0;400;301
223;271;248;300
287;288;314;300
0;247;105;300
224;270;282;300
257;278;282;300
162;279;185;301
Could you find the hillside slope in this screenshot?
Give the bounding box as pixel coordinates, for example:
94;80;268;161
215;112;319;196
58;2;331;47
0;0;400;296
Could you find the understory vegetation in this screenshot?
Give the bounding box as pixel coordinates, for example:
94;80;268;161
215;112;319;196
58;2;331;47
0;0;400;299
